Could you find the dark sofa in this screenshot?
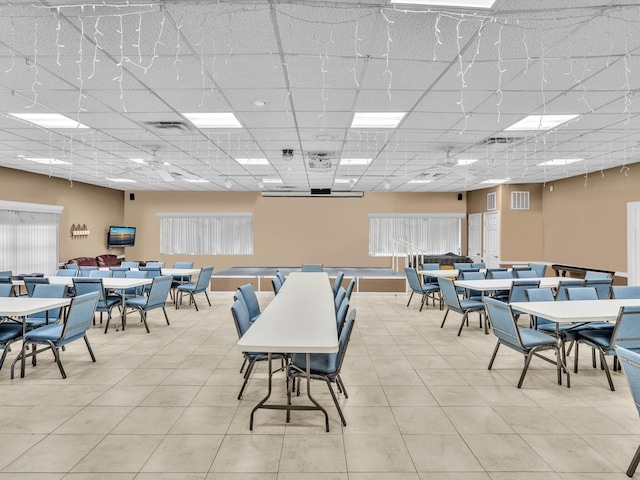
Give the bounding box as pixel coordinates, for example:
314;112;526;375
66;254;121;267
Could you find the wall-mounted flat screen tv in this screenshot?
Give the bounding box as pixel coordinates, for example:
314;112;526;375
107;226;136;247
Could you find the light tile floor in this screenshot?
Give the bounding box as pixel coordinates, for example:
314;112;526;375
0;292;638;479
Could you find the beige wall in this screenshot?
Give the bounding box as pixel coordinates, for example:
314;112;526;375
123;191;467;271
543;168;639;272
0;167;125;263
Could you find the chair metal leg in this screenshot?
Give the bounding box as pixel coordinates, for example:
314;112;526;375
238;359;257;400
517;351;535;388
419;293;427;312
457;312;468;336
627;443;640;477
84;335;96;362
0;348;8;370
488;341;500;370
574;341;580;374
162;306;170;325
239;357;247;373
204;290;211;307
336;374;348;398
325;378;347;426
191;294;199;311
51;344;67;379
593;347;597;368
600;350;615;391
406;292;414;308
440;308;450;328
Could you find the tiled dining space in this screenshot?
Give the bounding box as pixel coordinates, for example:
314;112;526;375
0;292;637;479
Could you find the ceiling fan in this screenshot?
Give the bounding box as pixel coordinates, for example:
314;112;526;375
410;147;478;183
120;146;190;182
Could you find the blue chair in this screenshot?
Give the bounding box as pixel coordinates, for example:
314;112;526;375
0;284;15;297
555;279;584;301
235;284;261;323
613;346;640;476
486;270;512;300
176;266;213;311
458;270;484;302
486;268;508;275
124;275;172;333
453;263;472;270
73;277;121;330
420;263;440;284
109;266;129;278
25;284;67;328
612;286;640;299
438;276;485;336
56;269;76;277
578;306;640;391
171;261;195;295
23;277;49;297
276;269;286;285
0;323;23;371
0;271;11;284
124;270;148;298
515;270;538;279
302;264;323;272
332;271;344;298
334;287;346;313
272;276;282;295
405;267;439;312
140;267;162;294
121;261;139;269
78;266;98;275
584;278;613;299
484;297;564;388
529;263;547;277
63;264;79;272
145;262;164;268
336;297;349;334
22;292;99;379
89;270;112;278
508;280;540;320
585;271;610;280
287;309;356;427
470;262;486;269
345;278;355;300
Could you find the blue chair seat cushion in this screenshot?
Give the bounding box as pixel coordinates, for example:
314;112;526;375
0;324;23;344
579;330;614;349
519;328;559;348
176;283;196;291
25;317;59;327
24;324;63;342
291;352;338;375
421;284;439;293
125;296;147;308
459;299;484;310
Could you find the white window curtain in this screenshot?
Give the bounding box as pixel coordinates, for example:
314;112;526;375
369;213;463;256
0;201;62;275
158;213;253;255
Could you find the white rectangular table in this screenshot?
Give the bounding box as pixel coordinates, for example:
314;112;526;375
510;299;640;323
454;277;563;292
236;272;338;431
0;297;72;378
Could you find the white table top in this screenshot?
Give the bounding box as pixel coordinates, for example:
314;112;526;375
0;297;71;316
162;268;199;276
13;277;152;289
237;272;338;354
417;269;463;278
510;299;640;323
455;277;562;291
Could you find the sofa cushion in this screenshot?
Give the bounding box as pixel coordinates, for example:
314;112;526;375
96;255;121;267
67;257;98;267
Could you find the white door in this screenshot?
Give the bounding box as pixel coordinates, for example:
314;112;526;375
468;213;482;263
483;212;500;268
628;202;640;285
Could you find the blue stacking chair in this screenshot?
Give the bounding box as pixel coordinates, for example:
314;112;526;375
515;270;538;279
585;271;610;280
332;271;344;298
470;262;486;269
555;279;584;300
55;269;76;277
109;266;129;278
176;266;213;311
63;264;79;272
124;275;172;333
334;287;346;313
486;270;513;300
145;262;164;268
438;276;485;336
0;284;14;297
73;277;121;330
302;264;323;272
235;284;261;323
140;266;162;294
336;297;349;335
458;270;484;302
454;263;472;270
89;270;112;278
120;261;139;269
124;270;148;298
484;297;564;388
22;291;99;379
420;263;440;285
508;280;540;321
574;305;640;391
529;263;547;277
78;266;98;275
23;277;49;297
614;346;640;477
405;267;439;311
275;269;286;285
345;278;355;300
172;261;194;286
584;278;613;299
25;284;67;328
272;276;282;295
612;286;640;299
287;309;356;428
0;283;22;369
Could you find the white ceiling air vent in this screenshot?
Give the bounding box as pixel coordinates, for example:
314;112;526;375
143;121;192;133
483;136;520;145
307;151;335;170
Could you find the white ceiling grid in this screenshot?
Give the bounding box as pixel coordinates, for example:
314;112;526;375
0;0;639;192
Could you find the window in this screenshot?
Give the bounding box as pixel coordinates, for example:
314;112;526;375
0;201;63;275
487;192;496;211
511;191;530;210
158;213;253;255
369;213;463;256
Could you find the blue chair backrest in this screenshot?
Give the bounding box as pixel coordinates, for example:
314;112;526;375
421;264;440;283
525;288;554;302
231;298;252;338
60;292;100;341
139;267;162;279
276;269;285;285
0;284;14;297
79;266;98;274
73;278;107;306
459;271;484;280
454;263;472;270
404;267;422;292
0;270;11;280
515;270;538;279
509;280;540;303
556;279;584;300
272;276;282;295
336;297;349;334
470;263;485;269
145;275;172;308
438;277;461;310
145;262;164;268
125;270;148;295
529;263;547;277
345;278;355;300
335;287;346;312
109;267;129;278
56;269;77;277
584;278;613;299
333;309;356;374
121;262;139;269
238;284;260;318
585;271;610;280
302;264;323;272
64;264;79;271
24;277;49;297
611;286;640;299
30;284;67;320
611;306;640;350
566;287;598;301
90;270;112;278
487;270;513;280
484;297;523;350
194;266;214;292
173;261;194;269
616;346;640;417
333;271;344;297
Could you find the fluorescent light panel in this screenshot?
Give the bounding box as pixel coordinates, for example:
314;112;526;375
389;0;495;7
107;178;137;183
183;112;242;128
538;158;583;166
9;113;88;129
335;178;357;184
456;159;478;166
340;158;372;166
408;179;432;184
481;178;510;184
351;112;405;129
262;178;283;184
235;158;269;166
505;114;579;131
130;158;146;164
184;178;210;183
23;157;71;165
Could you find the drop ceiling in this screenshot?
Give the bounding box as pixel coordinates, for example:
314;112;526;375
0;0;639;192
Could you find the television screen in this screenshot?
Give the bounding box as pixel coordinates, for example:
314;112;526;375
108;226;136;247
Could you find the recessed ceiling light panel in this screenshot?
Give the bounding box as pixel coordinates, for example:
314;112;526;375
537;158;583;166
184;178;210;183
24;157;71;165
340;158;372;166
9;113;88;129
351;112;406;129
235;158;269;166
481;178;510;184
408;179;432;184
183;112;242;129
456;159;478;166
505;115;579;132
389;0;495;7
106;178;137;183
130;158;146;164
262;178;283;184
335;178;358;184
